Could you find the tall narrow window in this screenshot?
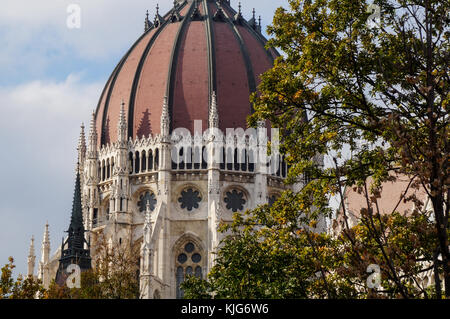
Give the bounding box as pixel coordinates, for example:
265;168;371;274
135;151;140;174
148;150;154;171
141;150;147;172
175;242;203;299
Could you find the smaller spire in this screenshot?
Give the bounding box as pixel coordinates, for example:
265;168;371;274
78;123;86;165
118;100;127;143
170;0;182;22
28;236;35;257
145;200;151;226
88;110;98;159
144;10;153;32
43;222;50;244
154;3;164;27
209;91;219;128
234;2;244;25
27;236;36;277
161;96;170;137
191;0;202;21
249;8;258;31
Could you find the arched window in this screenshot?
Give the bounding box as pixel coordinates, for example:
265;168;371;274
233;148;239;171
148;150;154;171
129;152;134;174
155;149;159;170
141;150;147;172
240;149;248;172
248;149;255;172
105;201;110;221
134;151;140;174
102;160;106;181
226;148;233;171
111;157;115;177
175;242;203;299
176;267;184;299
179;147;185;170
106;159;110;179
186;146;192;170
281;156;286;178
201;147;207;169
220;147;226;170
193;147;201;169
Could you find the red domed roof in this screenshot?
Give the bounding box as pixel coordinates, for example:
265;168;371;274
95;0;279;146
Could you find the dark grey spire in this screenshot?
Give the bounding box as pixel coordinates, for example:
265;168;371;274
67;170;85;250
55;169;91;286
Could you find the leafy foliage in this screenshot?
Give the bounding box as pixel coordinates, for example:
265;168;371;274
184;0;449;299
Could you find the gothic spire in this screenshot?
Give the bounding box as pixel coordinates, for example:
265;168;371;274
41;222;50;264
118;100;128;144
209;91;219;128
28;236;35;259
161;96;170;137
77;123;86;165
27;236;36;277
55;170;91;286
67;170;85;250
248;8;258;31
154;3;165;27
144;10;153;32
234;2;244;24
88;110;98;158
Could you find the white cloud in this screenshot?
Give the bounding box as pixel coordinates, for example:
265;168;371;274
0;74;102;277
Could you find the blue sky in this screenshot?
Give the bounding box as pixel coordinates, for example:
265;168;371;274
0;0;289;278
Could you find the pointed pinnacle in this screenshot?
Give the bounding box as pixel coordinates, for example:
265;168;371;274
29;236;35;256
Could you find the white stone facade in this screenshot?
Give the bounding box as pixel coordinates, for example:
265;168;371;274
36;96;290;299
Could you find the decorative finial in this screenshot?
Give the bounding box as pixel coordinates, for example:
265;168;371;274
252;8;256;20
209;91;219;128
144;10;152;32
144;200;152;227
28;236;35;256
156;3;159;15
161;96;170;137
239;2;242;14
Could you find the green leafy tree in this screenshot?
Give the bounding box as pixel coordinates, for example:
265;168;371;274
0;257;46;299
45;236;140;299
184;0;449;299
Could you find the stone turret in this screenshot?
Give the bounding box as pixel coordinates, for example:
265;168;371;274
27;236;36;278
38;223;51;288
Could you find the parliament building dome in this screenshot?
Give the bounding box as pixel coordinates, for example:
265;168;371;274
95;0;279;145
